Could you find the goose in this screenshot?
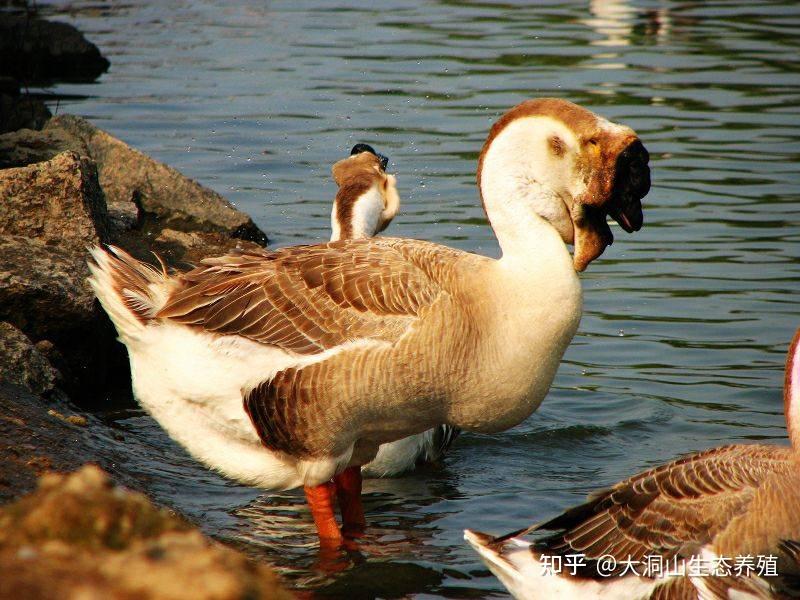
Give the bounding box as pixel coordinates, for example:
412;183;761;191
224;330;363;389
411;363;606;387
88;98;648;547
330;143;398;242
465;329;800;599
333;143;462;477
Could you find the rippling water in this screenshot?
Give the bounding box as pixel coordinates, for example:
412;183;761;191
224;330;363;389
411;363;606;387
37;0;800;596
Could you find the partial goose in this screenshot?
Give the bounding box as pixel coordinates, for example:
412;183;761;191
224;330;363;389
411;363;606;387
88;98;648;546
465;329;800;600
333;143;461;477
330;143;398;242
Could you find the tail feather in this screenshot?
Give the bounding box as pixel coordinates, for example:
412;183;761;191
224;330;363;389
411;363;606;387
87;245;172;342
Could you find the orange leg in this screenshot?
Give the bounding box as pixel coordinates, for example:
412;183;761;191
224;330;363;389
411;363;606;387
334;466;366;537
304;481;343;547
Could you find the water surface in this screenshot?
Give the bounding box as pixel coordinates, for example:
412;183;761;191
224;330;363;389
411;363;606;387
37;0;800;597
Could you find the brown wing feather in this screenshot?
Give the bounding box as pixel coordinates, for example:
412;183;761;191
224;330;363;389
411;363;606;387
527;445;796;577
648;577;697;600
157;238;456;355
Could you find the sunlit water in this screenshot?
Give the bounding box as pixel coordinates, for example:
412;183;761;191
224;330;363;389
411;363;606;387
34;0;800;597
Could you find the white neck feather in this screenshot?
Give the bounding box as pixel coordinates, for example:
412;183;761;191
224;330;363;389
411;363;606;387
480;116;580;268
330;184;384;241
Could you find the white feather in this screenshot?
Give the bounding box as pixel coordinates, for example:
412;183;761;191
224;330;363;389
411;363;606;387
464;531;668;600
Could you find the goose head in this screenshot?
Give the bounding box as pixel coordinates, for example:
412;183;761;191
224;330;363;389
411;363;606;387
478;98;650;271
330;144;400;241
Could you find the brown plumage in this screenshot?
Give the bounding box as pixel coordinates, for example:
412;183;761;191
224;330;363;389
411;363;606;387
530;446;798;576
158;238;479;458
158;239;456;355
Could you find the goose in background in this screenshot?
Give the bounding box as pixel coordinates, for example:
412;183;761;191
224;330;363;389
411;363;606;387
466;329;800;600
88;98;648;546
330;143;397;241
333;142;461;477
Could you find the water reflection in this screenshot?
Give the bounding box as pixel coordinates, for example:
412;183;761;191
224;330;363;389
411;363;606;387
229;476;460;591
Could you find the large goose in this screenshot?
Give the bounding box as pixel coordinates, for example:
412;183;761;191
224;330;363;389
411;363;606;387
334;143;461;477
465;329;800;599
88;98;648;546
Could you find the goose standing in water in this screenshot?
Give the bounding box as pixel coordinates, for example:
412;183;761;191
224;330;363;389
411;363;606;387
466;329;800;600
333;143;461;477
88;98;648;547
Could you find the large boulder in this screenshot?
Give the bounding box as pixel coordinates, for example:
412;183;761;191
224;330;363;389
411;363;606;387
0;152;115;396
0;116;268;248
0;15;109;83
0;465;293;599
0;151;107;337
0;235;97;341
0;149;109;248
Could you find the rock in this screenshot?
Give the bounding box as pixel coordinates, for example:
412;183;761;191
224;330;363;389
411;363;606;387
46;409;87;427
0;151;112;392
0;126;77;168
0;152;120;397
0;322;60;396
0;150;109;248
0;116;268;246
107;199;141;232
0;235;96;340
49;115;268;245
0;383;97;502
0;466;293;600
0;15;109;83
151;228;264;266
0;235;120;397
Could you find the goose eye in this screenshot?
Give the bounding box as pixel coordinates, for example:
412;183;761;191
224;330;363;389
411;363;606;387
548;136;566;157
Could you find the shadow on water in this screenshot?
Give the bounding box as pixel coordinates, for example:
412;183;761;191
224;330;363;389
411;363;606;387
44;0;800;596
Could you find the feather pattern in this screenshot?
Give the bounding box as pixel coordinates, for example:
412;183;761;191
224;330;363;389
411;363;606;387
158;238;453;355
532;445;797;575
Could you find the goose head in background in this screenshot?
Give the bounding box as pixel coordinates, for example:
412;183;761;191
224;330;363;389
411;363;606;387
478;98;649;271
330;143;400;241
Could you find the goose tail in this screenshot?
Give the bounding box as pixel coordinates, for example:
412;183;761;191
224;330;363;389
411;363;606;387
87;245;172;343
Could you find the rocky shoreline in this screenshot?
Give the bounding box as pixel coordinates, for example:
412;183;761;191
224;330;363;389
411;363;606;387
0;5;291;597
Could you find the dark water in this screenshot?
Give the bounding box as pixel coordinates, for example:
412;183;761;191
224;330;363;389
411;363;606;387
36;0;800;597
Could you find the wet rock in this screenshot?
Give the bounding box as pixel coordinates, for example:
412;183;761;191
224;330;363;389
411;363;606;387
0;125;77;168
0;322;60;396
0;150;109;249
0;236;95;339
0;383;97;503
0;151;115;396
0;15;109;83
151;228;263;266
0;465;293;600
0;116;268;246
49;115;267;244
